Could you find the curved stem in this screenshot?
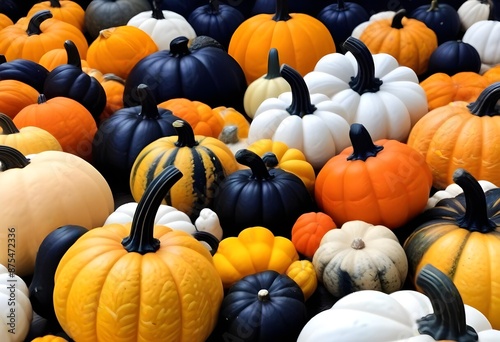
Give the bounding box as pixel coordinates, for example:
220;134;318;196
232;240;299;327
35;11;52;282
391;9;406;29
428;0;439;11
122;166;183;254
235;149;273;180
64;40;81;69
280;64;317;117
262;152;279;168
169;36;192;57
173;120;199;148
0;113;20;134
192;231;219;256
136;84;161;119
37;94;48;104
209;0;220;13
343;37;383;94
103;73;126;84
337;0;346;10
272;0;291;21
27;10;53;36
416;264;478;342
49;0;62;8
151;0;165;20
466;82;500;117
264;48;281;80
347;124;384;161
0;146;30;170
453;168;497;233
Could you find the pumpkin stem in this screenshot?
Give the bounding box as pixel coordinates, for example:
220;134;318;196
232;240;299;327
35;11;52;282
122;166;183;254
280;64;317;117
351;237;365;249
49;0;61;8
64;40;82;69
343;37;383;94
262;152;279;168
37;94;48;104
218;125;239;144
151;0;165;20
169;36;192;56
467;82;500;117
0;55;6;64
173;120;199;148
27;10;53;36
453;168;497;233
136;84;161;119
273;0;292;21
264;48;282;80
337;0;346;10
236;149;273;180
0;146;30;170
415;264;478;342
0;113;20;134
192;231;219;255
209;0;220;13
347;123;384;161
258;289;271;301
428;0;439;11
391;9;406;29
103;73;126;85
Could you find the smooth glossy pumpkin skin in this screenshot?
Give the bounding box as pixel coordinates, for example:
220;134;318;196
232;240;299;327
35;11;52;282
427;40;481;76
0;79;39;119
27;0;86;31
0;56;49;93
291;212;336;259
286;260;317;301
38;47;89;72
409;0;460;45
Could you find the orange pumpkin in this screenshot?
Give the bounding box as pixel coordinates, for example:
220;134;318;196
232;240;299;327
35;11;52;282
38;46;89;71
82;67;105;83
99;73;125;121
291;212;337;259
0;13;13;30
27;0;85;31
212;106;250;138
0;80;39;119
483;64;500;84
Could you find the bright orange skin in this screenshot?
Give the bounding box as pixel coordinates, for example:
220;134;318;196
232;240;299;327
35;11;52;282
291;212;336;259
38;47;89;71
0;13;13;30
0;80;39;119
28;0;85;31
212;106;250;138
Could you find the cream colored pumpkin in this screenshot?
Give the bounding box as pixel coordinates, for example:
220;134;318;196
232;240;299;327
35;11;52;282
457;0;492;32
351;11;396;38
426;179;497;210
218;125;250;156
462;20;500;73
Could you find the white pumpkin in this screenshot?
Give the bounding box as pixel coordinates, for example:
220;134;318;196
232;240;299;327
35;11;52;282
457;0;492;32
426;179;497;210
0;264;32;342
247;64;351;170
351;10;396;38
127;2;196;50
218;125;250;156
462;20;500;73
303;36;428;142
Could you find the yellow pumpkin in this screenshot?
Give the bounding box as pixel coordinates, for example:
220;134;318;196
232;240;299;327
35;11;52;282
286;260;317;301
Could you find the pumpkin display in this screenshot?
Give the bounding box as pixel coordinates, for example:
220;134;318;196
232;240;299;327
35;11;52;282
315;123;433;229
427;40;482;76
457;0;492;31
130;119;238;220
99;73;125;121
42;40;106;123
37;46;89;72
53;166;223;342
304;36;428;143
0;79;39;119
404;168;500;328
216;270;308;342
0;55;48;93
0;146;114;276
212;149;315;238
248;64;351;170
27;0;85;31
462;19;500;73
291;211;336;259
407;82;500;189
128;0;196;51
358;9;438;75
13;94;97;162
409;0;460;45
0;113;62;154
286;259;318;300
0;264;32;342
228;0;336;84
212;226;299;288
124;36;247;112
0;10;88;63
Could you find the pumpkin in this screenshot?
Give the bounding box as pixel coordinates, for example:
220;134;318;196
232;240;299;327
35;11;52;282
403;168;500;329
457;0;492;31
158;98;225;138
216;270;308;342
213;106;250;138
407;82;500;189
28;225;88;322
250;0;332;17
358;9;438;76
304;36;428;143
150;0;207;19
53;166;223;342
286;260;317;300
462;19;500;73
213;226;299;288
128;0;196;51
351;10;396;38
483;64;500;84
0;146;114;276
130;119;238;220
42;40;106;123
0;0;21;22
83;0;152;39
243;48;291;119
291;211;336;259
99;73;125;121
0;55;48;93
0;13;13;30
27;0;85;31
228;0;335;84
212;149;315;238
218;125;250;155
30;336;68;342
315;123;433;229
0;113;62;154
248;64;351;170
0;10;88;63
427;40;482;76
426;179;497;210
37;46;89;72
13;94;97;162
0;79;39;119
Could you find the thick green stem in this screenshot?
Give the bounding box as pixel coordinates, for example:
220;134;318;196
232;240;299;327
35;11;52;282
209;0;220;13
235;149;273;180
0;146;30;170
64;40;81;69
453;168;497;233
466;82;500;117
169;36;191;57
151;0;165;19
272;0;291;21
391;9;406;29
347;124;384;161
136;84;161;119
416;264;478;342
264;48;281;80
0;113;20;134
428;0;439;11
280;64;317;117
122;166;183;254
49;0;62;8
173;120;199;148
27;10;53;36
343;37;383;94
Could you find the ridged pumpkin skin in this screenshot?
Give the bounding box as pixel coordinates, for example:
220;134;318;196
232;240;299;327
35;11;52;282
27;0;85;31
0;13;13;30
286;260;317;301
31;335;68;342
291;212;336;259
0;79;39;119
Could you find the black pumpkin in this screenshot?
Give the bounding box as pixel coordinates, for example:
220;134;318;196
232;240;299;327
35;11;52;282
124;36;247;112
410;0;461;45
0;0;22;22
250;0;332;17
148;0;206;18
0;55;49;93
427;40;482;75
42;40;106;123
217;270;308;342
212;149;315;238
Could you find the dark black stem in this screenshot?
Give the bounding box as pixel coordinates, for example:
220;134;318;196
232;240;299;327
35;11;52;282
0;146;30;169
152;0;165;19
466;82;500;117
192;231;219;255
169;36;191;57
272;0;292;21
0;113;20;134
264;48;281;80
0;55;6;64
27;10;53;36
136;84;161;119
391;9;406;29
235;149;273;180
122;166;183;254
262;152;279;168
103;73;126;84
280;64;317;117
49;0;62;8
347;123;384;161
343;37;383;94
64;40;81;69
37;94;48;105
209;0;220;13
337;0;346;10
173;120;199;148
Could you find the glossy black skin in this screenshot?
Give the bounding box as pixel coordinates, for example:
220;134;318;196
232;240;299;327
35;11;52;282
427;40;482;76
0;58;49;93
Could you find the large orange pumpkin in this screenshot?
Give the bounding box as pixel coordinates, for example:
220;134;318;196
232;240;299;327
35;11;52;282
0;79;39;119
27;0;85;31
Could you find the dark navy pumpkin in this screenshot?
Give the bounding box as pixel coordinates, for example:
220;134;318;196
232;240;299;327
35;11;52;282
0;55;49;93
0;0;22;22
124;35;247;112
427;40;482;75
212;149;315;238
42;40;106;123
410;0;461;45
250;0;332;17
148;0;206;18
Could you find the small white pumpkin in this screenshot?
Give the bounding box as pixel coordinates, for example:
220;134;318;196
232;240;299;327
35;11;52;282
426;179;497;210
462;20;500;73
457;0;492;32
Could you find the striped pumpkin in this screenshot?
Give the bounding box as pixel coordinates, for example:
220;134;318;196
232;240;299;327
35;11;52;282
130;119;238;220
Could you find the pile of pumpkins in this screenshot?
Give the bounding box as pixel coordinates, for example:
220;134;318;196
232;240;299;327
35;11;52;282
2;0;500;341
